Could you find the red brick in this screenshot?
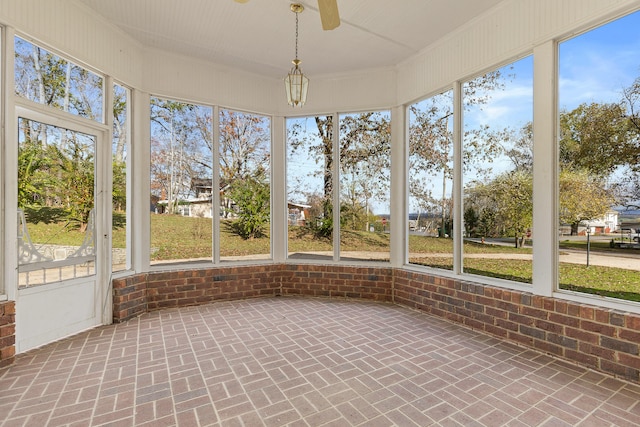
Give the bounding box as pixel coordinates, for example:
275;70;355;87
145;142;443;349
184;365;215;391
521;306;549;320
567;304;581;317
578;342;615;360
627;315;640;331
565;349;598;369
580;306;595;320
549;312;580;328
534;319;563;334
0;324;16;337
564;327;598;344
4;302;16;316
485;307;507;319
485;324;508;338
594;309;611;324
0;346;15;359
554;300;568;314
508;331;534;346
618;353;640;370
600;360;639;381
543;297;556;311
619;328;640;343
509;312;535;326
496;318;518;332
533;339;563;356
580;320;616;336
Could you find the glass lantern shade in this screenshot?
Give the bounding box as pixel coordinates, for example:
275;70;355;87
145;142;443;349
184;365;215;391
285;61;309;107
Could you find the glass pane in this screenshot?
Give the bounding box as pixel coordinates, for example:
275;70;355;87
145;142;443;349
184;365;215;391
14;37;104;122
339;112;391;262
462;56;534;283
112;84;128;271
150;98;213;264
219;110;271;261
18;118;96;286
408;91;454;269
558;12;640;302
287;116;334;260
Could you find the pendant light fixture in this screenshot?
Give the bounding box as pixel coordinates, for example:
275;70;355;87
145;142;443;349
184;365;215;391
284;3;309;107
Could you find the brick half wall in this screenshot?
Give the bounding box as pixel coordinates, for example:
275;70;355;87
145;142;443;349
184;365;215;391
113;264;394;323
112;264;640;383
0;301;16;369
394;269;640;383
113;265;285;321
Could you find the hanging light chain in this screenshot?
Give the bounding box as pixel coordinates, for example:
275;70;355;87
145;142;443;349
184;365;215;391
294;9;299;62
285;4;308;107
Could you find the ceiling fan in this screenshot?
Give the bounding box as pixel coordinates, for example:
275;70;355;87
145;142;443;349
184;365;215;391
234;0;341;30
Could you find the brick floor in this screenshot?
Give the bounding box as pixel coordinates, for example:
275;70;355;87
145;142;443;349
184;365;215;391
1;297;639;426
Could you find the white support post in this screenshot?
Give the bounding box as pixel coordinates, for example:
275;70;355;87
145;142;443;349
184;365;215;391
130;89;151;272
212;106;220;264
101;75;114;324
390;105;407;267
532;41;558;297
2;27;17;302
271;116;287;262
332;113;340;261
453;81;463;275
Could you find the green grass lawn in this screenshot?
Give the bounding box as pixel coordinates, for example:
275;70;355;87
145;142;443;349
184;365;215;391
559;238;639;254
409;256;640;302
23;212;640;302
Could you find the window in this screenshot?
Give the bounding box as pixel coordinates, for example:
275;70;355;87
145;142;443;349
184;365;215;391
287;115;334;260
14;36;103;123
149;97;213;264
339;111;391;261
112;83;129;272
219;109;271;261
558;12;640;302
408;90;454;269
18;119;96;286
462;56;533;283
287;112;390;262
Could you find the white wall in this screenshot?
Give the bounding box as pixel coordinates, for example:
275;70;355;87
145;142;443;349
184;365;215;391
1;0;637;114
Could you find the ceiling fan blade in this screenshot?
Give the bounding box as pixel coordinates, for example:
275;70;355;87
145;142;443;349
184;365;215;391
318;0;340;30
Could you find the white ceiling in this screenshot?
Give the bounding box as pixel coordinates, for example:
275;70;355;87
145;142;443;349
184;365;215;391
78;0;504;79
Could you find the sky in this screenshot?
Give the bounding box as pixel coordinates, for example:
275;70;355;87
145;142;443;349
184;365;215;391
559;10;640;110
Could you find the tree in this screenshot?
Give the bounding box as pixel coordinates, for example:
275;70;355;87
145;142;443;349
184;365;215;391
465;171;533;247
490;171;533;247
112;84;128;213
60;133;95;232
288;112;391;235
150;98;212;214
559;102;632;177
287;116;334;236
621;76;640;172
15;37;102;233
219;110;270;183
503;123;533;173
14;37;103;121
228;176;270;239
618;171;640;209
559;169;614;235
463;206;479;237
339;112;391;231
410;70;508;238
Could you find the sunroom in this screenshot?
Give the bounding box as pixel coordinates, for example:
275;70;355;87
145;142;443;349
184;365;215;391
1;0;640;425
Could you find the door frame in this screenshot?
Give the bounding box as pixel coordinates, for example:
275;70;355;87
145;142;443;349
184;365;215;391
11;104;111;352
